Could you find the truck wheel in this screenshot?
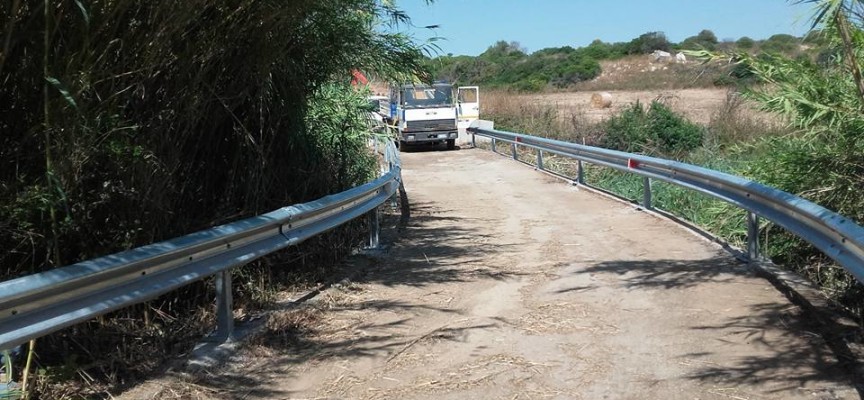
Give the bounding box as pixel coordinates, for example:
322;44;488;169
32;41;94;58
446;139;456;150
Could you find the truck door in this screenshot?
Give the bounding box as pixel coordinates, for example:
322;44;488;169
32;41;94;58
456;86;480;132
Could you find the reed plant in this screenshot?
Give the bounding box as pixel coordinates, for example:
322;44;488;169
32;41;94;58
1;0;428;396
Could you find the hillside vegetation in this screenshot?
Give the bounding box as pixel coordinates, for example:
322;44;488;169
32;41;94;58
429;29;824;91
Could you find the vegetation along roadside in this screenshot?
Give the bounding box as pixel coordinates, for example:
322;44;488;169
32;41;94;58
0;0;430;397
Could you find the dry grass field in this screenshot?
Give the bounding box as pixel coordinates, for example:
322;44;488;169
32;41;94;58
518;88;729;125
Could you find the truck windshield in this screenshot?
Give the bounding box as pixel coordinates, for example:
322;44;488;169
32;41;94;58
401;85;453;109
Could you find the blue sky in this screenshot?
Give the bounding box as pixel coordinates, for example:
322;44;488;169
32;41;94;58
398;1;814;56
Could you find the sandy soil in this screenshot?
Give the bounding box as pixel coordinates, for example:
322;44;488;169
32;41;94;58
119;148;860;399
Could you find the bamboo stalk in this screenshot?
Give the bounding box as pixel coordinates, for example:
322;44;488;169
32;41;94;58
0;0;22;75
834;10;864;106
20;340;35;399
43;0;61;269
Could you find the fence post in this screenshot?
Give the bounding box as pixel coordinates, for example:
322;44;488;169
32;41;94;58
368;207;380;249
491;138;497;153
511;142;518;160
642;177;653;210
747;212;760;261
577;160;585;185
537;150;544;170
215;270;233;341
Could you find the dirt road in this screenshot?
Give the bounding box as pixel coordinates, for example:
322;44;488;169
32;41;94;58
123;147;859;399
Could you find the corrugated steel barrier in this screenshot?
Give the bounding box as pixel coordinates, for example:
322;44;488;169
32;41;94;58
0;139;402;351
470;127;864;285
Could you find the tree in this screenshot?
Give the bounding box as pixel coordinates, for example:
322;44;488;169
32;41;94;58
480;41;528;60
760;33;800;54
736;36;756;49
680;29;719;50
627;31;671;54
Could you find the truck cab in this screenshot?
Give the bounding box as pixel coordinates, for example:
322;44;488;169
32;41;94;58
389;82;459;149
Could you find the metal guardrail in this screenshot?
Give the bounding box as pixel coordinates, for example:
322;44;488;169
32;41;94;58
469;127;864;285
0;139;402;351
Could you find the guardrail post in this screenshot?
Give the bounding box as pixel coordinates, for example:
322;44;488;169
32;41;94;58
390;188;398;211
511;142;518;160
215;270;233;341
491;138;497;153
747;212;760;261
368;207;380;249
471;132;476;147
577;160;585;185
642;177;653;210
537;150;544;170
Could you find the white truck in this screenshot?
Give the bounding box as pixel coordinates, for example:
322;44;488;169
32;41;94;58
383;82;479;150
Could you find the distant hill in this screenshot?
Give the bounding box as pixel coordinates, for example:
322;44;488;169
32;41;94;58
427;30;821;92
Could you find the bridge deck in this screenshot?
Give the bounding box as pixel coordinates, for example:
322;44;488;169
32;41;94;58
124;147;859;399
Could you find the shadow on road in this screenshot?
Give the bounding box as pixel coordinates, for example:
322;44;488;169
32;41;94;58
362;201;529;288
582;257;864;398
685;301;863;397
580;257;749;290
136;198;520;398
191;319;497;399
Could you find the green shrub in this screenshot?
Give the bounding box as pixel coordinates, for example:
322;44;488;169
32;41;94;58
744;136;864;313
602;101;703;154
602;102;649;151
648;101;704;151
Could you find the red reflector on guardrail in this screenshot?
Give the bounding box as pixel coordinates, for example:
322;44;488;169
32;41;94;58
515;136;523;143
628;159;639;169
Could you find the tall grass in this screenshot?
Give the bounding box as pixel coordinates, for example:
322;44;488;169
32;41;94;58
1;0;426;396
483;90;604;144
704;91;789;149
